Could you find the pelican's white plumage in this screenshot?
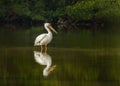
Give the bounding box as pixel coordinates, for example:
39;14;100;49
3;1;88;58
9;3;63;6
34;23;57;46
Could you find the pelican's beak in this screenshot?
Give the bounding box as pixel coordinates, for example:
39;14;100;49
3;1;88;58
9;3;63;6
48;65;56;75
48;25;57;34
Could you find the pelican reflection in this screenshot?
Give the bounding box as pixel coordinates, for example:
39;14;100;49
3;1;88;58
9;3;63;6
34;51;56;76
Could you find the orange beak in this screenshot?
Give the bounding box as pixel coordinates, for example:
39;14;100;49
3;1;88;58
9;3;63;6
47;65;57;75
48;25;57;34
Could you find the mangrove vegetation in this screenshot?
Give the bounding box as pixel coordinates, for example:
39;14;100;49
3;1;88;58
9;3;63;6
0;0;120;26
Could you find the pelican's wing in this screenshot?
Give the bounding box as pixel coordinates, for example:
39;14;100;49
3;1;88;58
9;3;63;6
34;34;47;46
34;51;44;65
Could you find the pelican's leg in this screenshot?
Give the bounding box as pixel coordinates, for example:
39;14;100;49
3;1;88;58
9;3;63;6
45;45;47;53
41;45;43;53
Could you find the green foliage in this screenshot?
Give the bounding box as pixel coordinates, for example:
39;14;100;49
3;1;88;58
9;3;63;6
66;1;95;20
94;0;120;19
54;8;66;17
0;1;6;16
29;0;45;20
12;2;31;16
0;0;120;22
66;0;120;21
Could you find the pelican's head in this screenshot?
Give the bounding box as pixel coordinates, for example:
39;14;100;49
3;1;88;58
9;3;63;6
44;23;57;34
43;65;57;77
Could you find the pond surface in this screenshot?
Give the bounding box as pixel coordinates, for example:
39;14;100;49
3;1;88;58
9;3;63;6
0;25;120;86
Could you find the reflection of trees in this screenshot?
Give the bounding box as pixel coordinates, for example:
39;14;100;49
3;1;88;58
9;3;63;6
0;48;119;85
54;50;120;82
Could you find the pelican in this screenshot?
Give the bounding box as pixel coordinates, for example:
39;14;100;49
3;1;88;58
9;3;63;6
34;23;57;53
34;51;56;76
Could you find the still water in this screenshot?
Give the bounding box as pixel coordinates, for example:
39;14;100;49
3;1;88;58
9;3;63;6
0;25;120;86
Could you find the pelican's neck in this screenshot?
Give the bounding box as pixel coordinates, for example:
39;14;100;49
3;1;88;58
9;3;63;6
43;63;51;76
45;25;52;34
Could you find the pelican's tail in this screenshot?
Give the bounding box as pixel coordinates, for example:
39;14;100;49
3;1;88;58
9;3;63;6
34;40;39;46
34;42;40;46
34;43;36;46
34;43;38;46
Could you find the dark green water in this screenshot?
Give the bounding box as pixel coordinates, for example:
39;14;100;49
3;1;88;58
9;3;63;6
0;25;120;86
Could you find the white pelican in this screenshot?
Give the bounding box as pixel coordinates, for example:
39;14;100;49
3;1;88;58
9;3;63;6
34;23;57;53
34;51;56;76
